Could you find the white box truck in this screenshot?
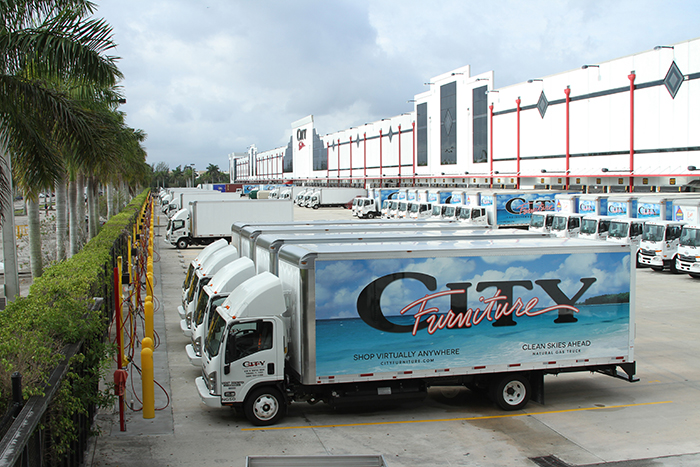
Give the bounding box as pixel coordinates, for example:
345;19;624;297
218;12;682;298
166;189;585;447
675;224;700;277
197;237;637;425
165;199;293;249
637;220;685;272
308;188;366;209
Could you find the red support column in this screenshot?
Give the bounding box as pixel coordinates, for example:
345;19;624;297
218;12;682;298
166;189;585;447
412;122;416;187
628;72;636;191
489;104;494;188
398;125;402;183
349;136;353;183
379;129;383;186
363;132;367;183
326;142;330;187
565;87;571;189
516;98;521;189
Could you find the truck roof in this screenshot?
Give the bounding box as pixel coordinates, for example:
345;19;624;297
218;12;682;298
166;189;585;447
256;228;551;251
278;237;630;266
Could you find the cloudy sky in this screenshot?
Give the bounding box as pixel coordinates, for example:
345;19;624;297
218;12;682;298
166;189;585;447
95;0;700;173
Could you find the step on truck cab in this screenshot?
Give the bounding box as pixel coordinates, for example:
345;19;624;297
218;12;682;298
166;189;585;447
638;220;685;272
197;237;637;426
676;224;700;277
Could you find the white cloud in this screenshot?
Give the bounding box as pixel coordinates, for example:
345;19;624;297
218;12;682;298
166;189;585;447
96;0;700;170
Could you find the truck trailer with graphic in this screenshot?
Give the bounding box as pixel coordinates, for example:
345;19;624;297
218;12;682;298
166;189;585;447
196;237;637;426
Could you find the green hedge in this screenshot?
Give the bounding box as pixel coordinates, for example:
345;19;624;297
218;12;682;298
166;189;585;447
0;189;149;454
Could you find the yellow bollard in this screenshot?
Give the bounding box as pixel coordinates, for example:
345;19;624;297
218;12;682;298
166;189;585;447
142;336;153;350
144;297;154;342
141;344;155;419
147;272;154;298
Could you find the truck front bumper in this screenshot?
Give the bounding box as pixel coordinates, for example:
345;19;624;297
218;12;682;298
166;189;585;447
186;344;201;366
177;305;186;320
639;253;663;268
677;256;700;274
180;319;192;337
195;376;221;408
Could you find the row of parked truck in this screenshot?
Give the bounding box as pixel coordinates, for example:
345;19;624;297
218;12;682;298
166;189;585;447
527;195;700;278
171;219;638;427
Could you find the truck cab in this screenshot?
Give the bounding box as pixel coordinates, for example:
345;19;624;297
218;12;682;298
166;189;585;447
185;257;256;366
550;213;584;238
386;200;399;219
607;217;644;266
197;272;288;425
397;201;410;219
408;202;432;219
165;208;190;249
638;220;685;272
529;212;555;233
579;216;611;240
675;225;700;277
456;206;488;225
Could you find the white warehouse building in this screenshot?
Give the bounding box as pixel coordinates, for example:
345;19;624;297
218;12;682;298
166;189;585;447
230;37;700;193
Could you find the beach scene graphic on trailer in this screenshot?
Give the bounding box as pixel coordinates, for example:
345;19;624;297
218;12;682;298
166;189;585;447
314;252;631;377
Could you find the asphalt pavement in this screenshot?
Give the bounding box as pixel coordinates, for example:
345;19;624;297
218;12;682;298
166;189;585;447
86;206;700;467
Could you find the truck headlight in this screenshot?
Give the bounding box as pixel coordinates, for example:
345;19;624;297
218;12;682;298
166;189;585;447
207;371;217;394
193;336;201;355
185;312;192;328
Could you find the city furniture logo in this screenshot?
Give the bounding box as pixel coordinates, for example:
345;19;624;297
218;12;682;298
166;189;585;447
297;128;307;151
357;272;596;335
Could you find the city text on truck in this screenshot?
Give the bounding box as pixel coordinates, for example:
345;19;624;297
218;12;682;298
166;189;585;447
197;237;637;426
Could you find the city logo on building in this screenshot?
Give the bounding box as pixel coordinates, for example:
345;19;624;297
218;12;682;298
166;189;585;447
296;128;307;151
505;197;555;215
608;203;627;215
357;272;596;335
638;204;659;217
579;201;595;213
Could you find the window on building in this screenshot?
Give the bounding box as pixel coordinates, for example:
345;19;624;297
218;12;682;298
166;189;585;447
473;85;488;163
417;103;428;167
441;82;457;165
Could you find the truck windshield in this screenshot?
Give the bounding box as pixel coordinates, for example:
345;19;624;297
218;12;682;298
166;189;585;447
608;221;629;238
431;205;442;216
399;202;407;211
187;276;200;303
183;264;194;289
443;206;456;217
382;200;389;210
643;224;665;242
205;311;227;357
390;201;398;209
580;218;597;234
458;208;470;220
195;295;226;326
530;213;545;228
551;216;567;231
364;199;373;207
409;203;419;212
679;227;700;247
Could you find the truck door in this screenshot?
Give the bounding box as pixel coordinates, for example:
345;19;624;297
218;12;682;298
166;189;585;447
221;320;282;404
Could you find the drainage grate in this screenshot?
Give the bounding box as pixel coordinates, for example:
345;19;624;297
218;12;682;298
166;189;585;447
530;456;572;467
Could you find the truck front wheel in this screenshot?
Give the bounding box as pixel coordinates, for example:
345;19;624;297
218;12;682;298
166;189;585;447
244;387;286;426
366;212;375;219
491;374;530;411
176;239;188;249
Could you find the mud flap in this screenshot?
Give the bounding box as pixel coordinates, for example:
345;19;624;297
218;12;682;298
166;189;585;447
530;371;545;405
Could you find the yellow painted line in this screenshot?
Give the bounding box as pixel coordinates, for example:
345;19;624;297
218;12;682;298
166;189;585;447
241;400;673;431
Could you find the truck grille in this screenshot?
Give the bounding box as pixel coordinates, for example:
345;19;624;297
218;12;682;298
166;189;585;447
639;248;656;257
679;254;697;263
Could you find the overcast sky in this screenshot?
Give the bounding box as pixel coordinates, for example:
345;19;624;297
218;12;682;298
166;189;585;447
95;0;700;173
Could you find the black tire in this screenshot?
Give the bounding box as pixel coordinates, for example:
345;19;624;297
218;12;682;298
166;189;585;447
176;239;188;249
367;212;375;219
670;256;680;274
313;205;319;210
690;273;700;279
244;387;286;426
491;374;531;411
651;266;664;272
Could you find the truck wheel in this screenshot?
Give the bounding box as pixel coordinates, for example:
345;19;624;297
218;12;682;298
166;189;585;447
670;257;679;274
651;266;663;272
367;212;375;219
176;239;188;249
244;387;286;426
313;205;319;210
491;374;530;411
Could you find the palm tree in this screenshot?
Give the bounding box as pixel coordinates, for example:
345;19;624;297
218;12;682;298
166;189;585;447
1;0;122;292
